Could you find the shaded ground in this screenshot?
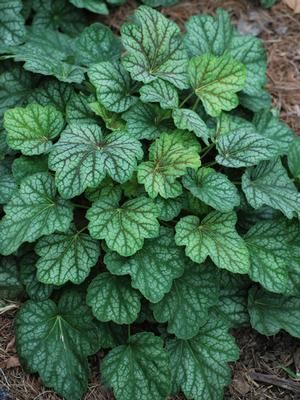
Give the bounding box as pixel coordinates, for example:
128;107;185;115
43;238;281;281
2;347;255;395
1;1;300;399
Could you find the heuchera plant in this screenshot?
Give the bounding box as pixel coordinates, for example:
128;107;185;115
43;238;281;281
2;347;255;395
1;2;300;400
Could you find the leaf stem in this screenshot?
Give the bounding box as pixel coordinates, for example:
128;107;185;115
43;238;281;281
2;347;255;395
192;97;200;111
203;160;217;167
179;92;194;108
72;203;89;210
200;143;215;159
128;324;131;339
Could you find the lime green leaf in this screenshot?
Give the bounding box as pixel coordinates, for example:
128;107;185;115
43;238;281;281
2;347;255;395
87;272;141;324
154;195;183;221
0;0;26;46
242;159;300;219
123;102;172;140
87;196;160;256
35;227;100;285
139;80;179;109
19;254;53;301
89;102;126;131
101;332;171;400
0;256;23;299
248;286;300;338
188;53;246;117
12;155;48;184
138;132;201;199
121;6;188;89
28;79;74;114
184;9;267;104
74;23;122;65
0;173;73;255
175;212;250;273
216;130;279;168
66;93;96;125
104;227;185;303
69;0;108;14
182;168;240;212
253;109;294;155
167;319;239;399
152;262;219;339
49;124;143;199
172;108;209;143
88;62;137;112
288;137;300;179
4;104;64;155
244;220;290;293
16;292;99;400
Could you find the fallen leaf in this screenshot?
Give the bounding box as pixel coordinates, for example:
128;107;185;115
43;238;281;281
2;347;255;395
232;375;251;395
0;356;20;369
283;0;300;13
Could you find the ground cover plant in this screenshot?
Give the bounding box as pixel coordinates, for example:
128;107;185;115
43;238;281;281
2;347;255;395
1;1;300;399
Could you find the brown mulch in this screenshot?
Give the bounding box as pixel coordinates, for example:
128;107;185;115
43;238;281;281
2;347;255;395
1;1;300;399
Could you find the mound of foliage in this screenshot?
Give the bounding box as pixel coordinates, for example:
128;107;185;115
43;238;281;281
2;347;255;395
1;1;300;400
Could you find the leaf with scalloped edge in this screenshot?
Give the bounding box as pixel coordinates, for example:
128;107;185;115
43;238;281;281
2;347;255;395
101;332;171;400
152;262;219;339
121;6;188;89
19;254;53;301
175;212;250;273
104;227;185;303
87;196;160;256
123;102;172;140
154;195;183;221
88;62;137;113
188;53;246;117
49;124;143;199
35;227;100;285
216;129;279;168
139;80;179;109
0;0;26;47
0;173;73;255
0;256;23;299
16;291;99;400
172;108;209;143
138;131;200;199
248;286;300;338
87;272;141;324
4;104;64;155
167;318;239;399
242;159;300;219
182;168;240;212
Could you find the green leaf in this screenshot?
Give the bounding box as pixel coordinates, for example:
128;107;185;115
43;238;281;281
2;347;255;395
0;173;73;255
152;262;219;339
4;104;64;155
104;227;185;303
49;124;143;199
0;161;17;204
188;53;246;117
123;102;172;140
182;168;240;212
87;196;160;256
216;129;279;168
175;212;250;273
0;0;26;46
138;131;201;199
88;62;137;113
260;0;277;8
19;254;53;301
0;256;23;299
167;319;239;399
12;155;48;183
74;23;122;65
85;177;122;203
154;195;183;221
248;286;300;338
28;79;74;114
253;109;294;155
87;272;141;324
172;108;209;143
69;0;108;14
16;292;99;400
288;137;300;179
242;159;300;219
35;227;100;285
139;79;179;109
121;5;188;89
101;332;171;400
66;93;96;125
184;9;267;103
89;101;126;131
244;220;290;294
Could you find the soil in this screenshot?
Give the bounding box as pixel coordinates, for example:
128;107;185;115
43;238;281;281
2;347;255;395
1;1;300;399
